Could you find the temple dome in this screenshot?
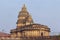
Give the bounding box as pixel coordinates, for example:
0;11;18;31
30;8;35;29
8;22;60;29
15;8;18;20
16;4;34;28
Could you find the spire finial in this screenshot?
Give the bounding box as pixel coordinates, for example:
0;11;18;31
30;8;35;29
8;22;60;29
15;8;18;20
23;4;25;7
21;4;27;11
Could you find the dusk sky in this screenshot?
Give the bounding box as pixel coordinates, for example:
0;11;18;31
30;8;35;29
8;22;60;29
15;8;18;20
0;0;60;35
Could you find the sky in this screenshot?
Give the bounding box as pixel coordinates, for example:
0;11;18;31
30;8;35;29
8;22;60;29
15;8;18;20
0;0;60;35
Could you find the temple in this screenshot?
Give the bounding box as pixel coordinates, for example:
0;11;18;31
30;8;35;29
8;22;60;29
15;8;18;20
10;4;50;38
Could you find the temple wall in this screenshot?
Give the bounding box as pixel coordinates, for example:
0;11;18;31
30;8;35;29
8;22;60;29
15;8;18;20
10;30;50;38
39;31;49;36
10;28;50;38
17;32;21;37
39;28;50;36
22;30;43;37
21;29;50;37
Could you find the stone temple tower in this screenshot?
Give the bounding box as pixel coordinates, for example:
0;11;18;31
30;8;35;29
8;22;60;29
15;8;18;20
10;4;50;38
16;4;33;28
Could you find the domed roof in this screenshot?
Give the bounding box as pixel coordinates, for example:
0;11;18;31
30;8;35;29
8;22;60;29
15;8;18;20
16;24;50;32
